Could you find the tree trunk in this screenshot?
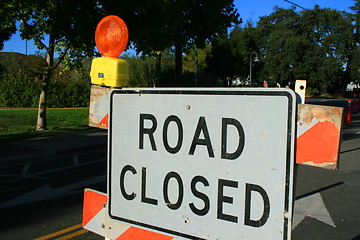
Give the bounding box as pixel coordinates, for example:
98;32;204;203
175;24;183;87
36;36;55;131
36;68;50;130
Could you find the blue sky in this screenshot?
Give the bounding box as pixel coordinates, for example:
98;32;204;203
238;0;354;23
1;0;356;55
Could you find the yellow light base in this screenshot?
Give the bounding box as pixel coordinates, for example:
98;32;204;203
90;57;129;87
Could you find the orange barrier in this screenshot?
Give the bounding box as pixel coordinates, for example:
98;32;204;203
296;104;343;169
83;189;176;240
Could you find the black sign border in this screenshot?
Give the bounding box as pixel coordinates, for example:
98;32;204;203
108;89;295;240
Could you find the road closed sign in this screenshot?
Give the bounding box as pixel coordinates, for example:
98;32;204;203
108;88;296;240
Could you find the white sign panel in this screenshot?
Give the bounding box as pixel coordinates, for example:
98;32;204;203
108;88;296;240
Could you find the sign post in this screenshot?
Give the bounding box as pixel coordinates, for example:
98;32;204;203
108;88;296;240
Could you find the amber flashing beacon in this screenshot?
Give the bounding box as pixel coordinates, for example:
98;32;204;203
90;15;129;87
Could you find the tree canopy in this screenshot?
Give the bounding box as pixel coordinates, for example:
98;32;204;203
206;2;360;93
98;0;240;85
0;2;16;50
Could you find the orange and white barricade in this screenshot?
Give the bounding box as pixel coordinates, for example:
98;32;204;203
83;189;180;240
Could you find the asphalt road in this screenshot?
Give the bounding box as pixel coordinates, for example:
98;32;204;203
0;130;108;240
292;137;360;239
0;147;106;208
0;98;359;240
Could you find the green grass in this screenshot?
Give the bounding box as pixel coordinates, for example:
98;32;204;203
0;108;90;142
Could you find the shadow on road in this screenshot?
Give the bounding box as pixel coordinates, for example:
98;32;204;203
0;145;107;209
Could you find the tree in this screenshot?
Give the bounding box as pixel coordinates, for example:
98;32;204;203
100;0;240;86
0;2;16;50
229;23;259;82
5;0;103;130
204;33;236;85
170;0;240;86
183;44;211;85
256;7;304;86
300;6;354;93
255;6;354;92
203;23;261;86
351;0;360;43
348;0;360;83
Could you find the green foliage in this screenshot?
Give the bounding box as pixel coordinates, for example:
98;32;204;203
205;4;359;93
126;56;157;87
101;0;240;54
158;51;177;87
0;53;91;108
205;24;259;86
0;1;16;50
0;53;43;107
298;6;354;93
123;52;177;87
0;71;41;107
0;71;91;108
11;0;102;62
256;7;303;86
47;78;90;108
99;0;240;85
183;44;212;86
2;0;104;129
0;52;45;78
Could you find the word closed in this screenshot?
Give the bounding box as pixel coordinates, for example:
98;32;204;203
117;114;270;227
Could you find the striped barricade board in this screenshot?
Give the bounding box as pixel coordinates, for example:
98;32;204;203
87;88;296;240
89;85;344;170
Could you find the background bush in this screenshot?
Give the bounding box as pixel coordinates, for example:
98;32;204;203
0;71;41;107
0;53;91;108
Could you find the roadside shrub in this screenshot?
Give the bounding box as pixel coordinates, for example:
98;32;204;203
0;71;90;108
0;71;40;108
47;78;90;108
126;56;156;87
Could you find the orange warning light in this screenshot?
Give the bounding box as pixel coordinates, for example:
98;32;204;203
95;15;128;58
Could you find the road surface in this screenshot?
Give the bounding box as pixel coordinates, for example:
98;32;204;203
1;99;359;240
